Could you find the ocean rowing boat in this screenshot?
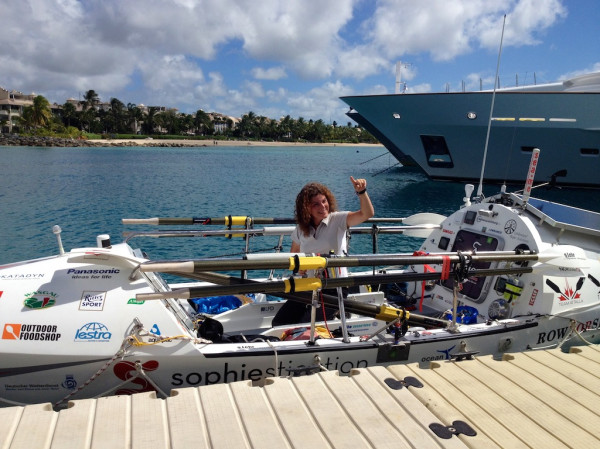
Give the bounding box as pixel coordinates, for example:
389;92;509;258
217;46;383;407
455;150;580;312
1;153;599;408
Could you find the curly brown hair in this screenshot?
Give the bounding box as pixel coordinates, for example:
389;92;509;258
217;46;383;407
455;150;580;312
294;182;338;237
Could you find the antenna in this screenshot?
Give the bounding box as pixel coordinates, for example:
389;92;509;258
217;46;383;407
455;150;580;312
395;61;411;94
477;14;506;198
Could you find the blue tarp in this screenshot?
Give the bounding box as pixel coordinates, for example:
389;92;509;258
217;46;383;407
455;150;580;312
190;295;244;314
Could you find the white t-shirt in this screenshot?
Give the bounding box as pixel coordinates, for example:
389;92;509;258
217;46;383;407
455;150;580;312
291;211;349;277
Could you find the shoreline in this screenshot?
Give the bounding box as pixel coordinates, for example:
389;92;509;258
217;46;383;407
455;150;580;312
0;134;383;148
94;138;384;148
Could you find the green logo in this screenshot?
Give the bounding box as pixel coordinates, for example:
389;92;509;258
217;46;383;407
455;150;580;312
127;298;145;305
24;291;57;309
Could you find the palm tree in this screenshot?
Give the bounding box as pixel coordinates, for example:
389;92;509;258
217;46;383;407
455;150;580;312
20;95;52;131
126;103;143;134
238;111;257;138
279;115;293;140
142;107;157;135
83;90;100;111
194;109;212;135
108;97;125;133
78;90;100;132
31;95;52;128
61;102;77;128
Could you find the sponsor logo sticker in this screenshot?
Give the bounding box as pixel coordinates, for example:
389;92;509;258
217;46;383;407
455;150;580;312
79;291;107;311
2;323;61;341
24;291;57;309
74;322;112;342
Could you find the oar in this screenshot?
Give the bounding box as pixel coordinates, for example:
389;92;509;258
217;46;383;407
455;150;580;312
124;223;442;242
140;250;541;274
137;265;533;316
122;213;447;227
122;216;294;226
170;270;449;328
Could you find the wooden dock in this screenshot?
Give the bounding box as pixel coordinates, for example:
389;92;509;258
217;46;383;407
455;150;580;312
1;346;599;448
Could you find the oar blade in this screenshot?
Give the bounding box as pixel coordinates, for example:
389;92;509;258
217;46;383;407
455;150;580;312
402;213;447;226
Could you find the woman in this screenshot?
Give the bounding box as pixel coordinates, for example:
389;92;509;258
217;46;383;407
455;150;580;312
291;176;374;276
273;177;374;326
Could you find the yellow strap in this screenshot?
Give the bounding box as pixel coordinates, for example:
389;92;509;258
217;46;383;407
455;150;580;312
374;304;410;322
224;216;248;226
284;277;322;292
288;256;327;271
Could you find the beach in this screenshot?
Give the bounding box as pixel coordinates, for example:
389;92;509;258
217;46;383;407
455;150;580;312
94;138;384;148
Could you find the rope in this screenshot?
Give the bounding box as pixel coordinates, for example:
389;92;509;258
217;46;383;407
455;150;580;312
52;322;211;408
53;335;135;408
557;319;596;347
265;339;279;376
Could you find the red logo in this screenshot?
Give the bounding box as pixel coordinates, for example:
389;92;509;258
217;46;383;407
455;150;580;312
546;277;584;302
529;288;538;306
113;360;159;395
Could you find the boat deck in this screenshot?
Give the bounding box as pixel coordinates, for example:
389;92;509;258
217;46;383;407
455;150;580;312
2;346;599;448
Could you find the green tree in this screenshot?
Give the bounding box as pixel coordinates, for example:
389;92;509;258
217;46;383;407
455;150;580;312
20;95;52;131
61;101;77;128
108;97;126;133
142;107;157;135
238;111;257;138
126;103;143;134
194;109;213;135
83;90;100;111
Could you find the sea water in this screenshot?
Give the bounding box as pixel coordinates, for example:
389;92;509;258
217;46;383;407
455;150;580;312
1;144;598;266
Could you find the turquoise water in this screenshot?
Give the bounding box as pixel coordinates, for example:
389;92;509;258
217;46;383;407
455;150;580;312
1;145;598;265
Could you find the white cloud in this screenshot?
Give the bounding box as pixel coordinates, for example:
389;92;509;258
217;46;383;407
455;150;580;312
251;67;287;80
364;0;566;61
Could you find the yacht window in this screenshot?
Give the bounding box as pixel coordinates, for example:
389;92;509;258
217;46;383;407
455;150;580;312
420;135;454;168
581;148;599;156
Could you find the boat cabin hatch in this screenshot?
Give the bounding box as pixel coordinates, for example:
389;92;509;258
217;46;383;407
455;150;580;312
441;229;500;301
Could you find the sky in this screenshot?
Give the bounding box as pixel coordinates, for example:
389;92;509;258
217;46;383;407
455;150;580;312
2;0;599;125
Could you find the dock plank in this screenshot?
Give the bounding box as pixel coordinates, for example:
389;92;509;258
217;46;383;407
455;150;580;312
166;388;209;449
6;403;57;449
131;392;170;449
300;370;397;449
90;395;131;449
263;375;331;448
229;380;291;449
198;383;249;448
0;406;22;449
50;399;95;449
